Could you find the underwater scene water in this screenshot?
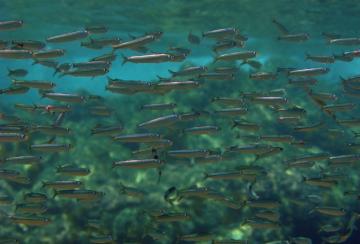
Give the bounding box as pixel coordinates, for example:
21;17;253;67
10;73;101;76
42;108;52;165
1;0;360;243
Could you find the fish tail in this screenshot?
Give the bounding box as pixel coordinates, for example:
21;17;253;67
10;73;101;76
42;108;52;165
121;54;128;65
53;190;58;199
203;172;209;180
7;67;12;75
52;68;60;77
41;181;46;188
168;69;175;75
231;120;238;129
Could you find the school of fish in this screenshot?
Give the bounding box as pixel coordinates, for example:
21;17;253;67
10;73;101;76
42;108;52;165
0;18;360;244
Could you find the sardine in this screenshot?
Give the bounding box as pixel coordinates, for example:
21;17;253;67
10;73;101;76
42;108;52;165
46;30;89;43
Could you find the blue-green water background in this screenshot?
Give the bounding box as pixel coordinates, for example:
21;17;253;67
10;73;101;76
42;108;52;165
1;0;360;243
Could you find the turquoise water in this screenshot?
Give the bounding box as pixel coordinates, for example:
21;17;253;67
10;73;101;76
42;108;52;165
1;1;360;243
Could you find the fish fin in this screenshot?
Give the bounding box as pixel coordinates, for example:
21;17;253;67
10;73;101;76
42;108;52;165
231;120;239;129
47;137;56;144
53;190;58;199
121;54;128;65
168;69;175;75
157;169;162;184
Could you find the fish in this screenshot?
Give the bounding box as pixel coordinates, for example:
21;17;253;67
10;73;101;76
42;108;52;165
232;120;260;131
214;66;239;73
0;49;33;59
277;106;307;117
120;183;146;198
32;49;65;59
84;25;108;34
91;124;123;136
329;154;360;163
183;125;221;135
212;40;244;53
23;192;48;203
255;210;280;222
72;61;111;70
40;104;72;114
249;72;277;80
122;53;174;64
168;66;207;77
241;59;262;69
204;171;257;181
113;33;161;50
140;103;177;111
89;106;113;116
0;20;23;31
30;143;72;152
137;114;181;129
168;149;210;158
12;80;55;90
288;78;317;87
214;51;256;62
278;33;309;42
154;212;191;222
329;37;360;45
42;180;83;190
90;52;116;62
113;133;162;143
322;103;356;112
305;53;335;63
245;200;280;209
15;203;48;214
56;165;91;176
203;28;238;39
46;30;89;43
4;155;42;165
11;40;46;50
0;195;13;205
178;233;214;242
303;176;337;188
242;218;280;229
293;121;324;132
313;207;346;217
10;216;51;226
89;235;115;244
32;125;70;136
112;159;163;169
42;92;85;103
214;108;248;116
168;46;191;55
60;68;109;78
251;96;287;105
198;72;235;81
0;133;28;142
54;189;104;201
7;68;28;77
195;154;223;164
212;240;248;244
155;81;200;91
288;67;330;77
211;97;244;106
